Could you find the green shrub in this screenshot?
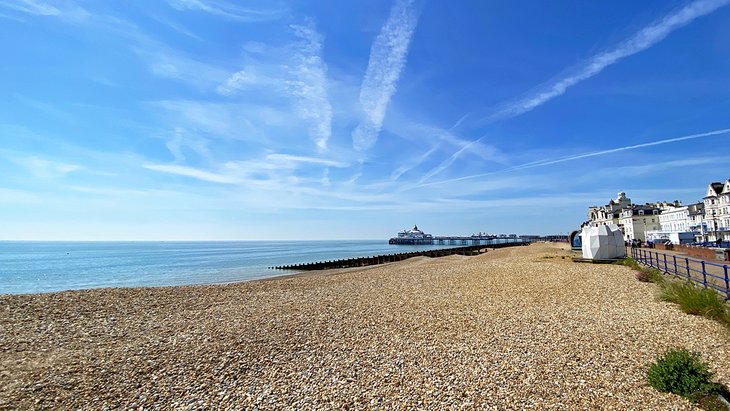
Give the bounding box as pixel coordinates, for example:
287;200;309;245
647;348;717;399
660;281;729;322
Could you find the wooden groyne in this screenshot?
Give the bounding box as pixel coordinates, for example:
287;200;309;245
271;242;529;271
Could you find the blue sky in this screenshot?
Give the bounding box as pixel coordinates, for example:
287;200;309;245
1;0;729;240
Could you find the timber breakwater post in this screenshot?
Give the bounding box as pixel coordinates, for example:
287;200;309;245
270;242;529;271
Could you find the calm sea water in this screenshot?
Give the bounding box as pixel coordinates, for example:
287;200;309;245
0;240;509;295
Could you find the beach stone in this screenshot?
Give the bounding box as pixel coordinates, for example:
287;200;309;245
0;243;727;410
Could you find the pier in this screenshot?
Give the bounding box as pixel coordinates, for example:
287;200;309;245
271;241;528;271
388;225;524;245
389;235;521;245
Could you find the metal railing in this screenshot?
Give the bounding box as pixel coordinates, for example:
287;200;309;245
630;247;730;300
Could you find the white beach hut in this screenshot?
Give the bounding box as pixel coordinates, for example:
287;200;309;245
581;224;626;260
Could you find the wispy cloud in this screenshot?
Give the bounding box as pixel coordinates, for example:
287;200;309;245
265;153;348;168
0;0;88;20
390;145;439;181
487;0;730;122
145;151;349;187
150;100;257;140
144;164;239;184
449;113;470;131
164;127;211;162
416;137;484;184
13;156;82;178
166;0;284;22
215;21;333;150
385;118;506;182
216;70;262;95
149;14;203;41
424;127;730;186
509;128;730;170
286;21;333;151
137;47;230;90
352;0;419;151
0;0;60;16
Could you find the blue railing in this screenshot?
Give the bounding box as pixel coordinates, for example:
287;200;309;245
630;247;730;300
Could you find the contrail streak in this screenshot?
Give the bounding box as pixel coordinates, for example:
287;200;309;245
418;128;730;187
486;0;730;122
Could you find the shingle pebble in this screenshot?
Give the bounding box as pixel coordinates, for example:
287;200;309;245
1;243;727;410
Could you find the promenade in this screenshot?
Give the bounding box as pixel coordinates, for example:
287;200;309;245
1;243;728;410
630;246;730;298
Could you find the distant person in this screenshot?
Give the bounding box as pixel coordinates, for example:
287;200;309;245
717;238;723;247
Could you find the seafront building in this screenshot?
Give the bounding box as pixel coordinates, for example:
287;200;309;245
703;180;730;242
646;201;703;244
618;204;661;243
584;179;730;243
586;192;632;227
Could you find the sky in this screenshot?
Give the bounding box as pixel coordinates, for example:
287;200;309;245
1;0;729;240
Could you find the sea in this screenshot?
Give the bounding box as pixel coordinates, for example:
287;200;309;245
0;240;514;295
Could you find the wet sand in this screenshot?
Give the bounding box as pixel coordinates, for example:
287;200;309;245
1;243;728;410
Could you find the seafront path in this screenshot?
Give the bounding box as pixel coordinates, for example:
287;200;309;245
630;246;730;297
1;243;728;409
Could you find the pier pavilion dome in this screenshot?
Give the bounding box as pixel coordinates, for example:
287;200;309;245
397;225;431;239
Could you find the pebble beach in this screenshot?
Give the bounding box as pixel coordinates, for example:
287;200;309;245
1;243;728;410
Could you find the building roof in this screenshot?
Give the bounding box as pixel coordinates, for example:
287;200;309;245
632;204;659;211
722;179;730;194
705;181;724;198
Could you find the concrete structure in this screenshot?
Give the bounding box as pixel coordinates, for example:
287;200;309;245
581;224;626;260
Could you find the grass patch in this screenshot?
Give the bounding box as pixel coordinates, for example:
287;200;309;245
648;348;728;410
621;258;729;329
660;281;729;324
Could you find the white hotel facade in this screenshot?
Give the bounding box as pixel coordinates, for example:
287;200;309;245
585;179;730;243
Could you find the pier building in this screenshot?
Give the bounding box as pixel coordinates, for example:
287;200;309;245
388;226;526;245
